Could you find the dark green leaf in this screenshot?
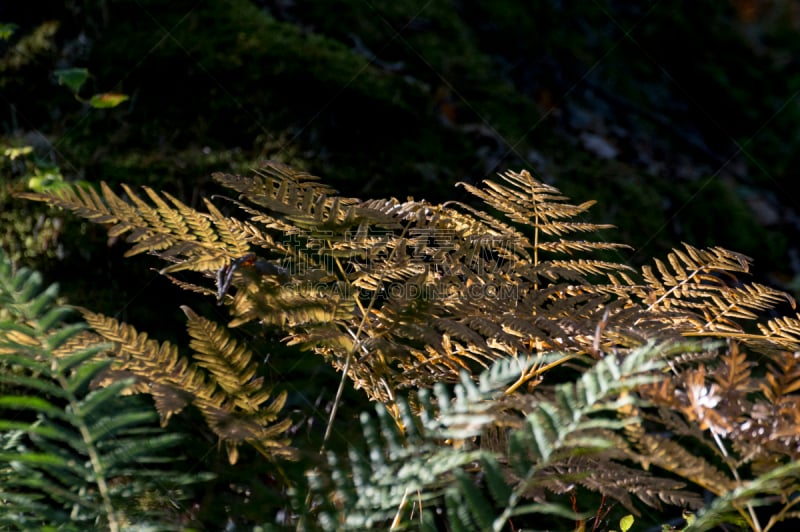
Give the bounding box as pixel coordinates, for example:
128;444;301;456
53;68;89;93
0;395;65;420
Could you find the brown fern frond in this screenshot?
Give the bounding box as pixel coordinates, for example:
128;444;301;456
700;283;794;330
23;168;649;400
80;309;293;462
537;239;630;255
623;244;800;349
214;163;368;234
756;314;800;351
20;182;252;276
711;341;752;396
442;200;532;256
458;169;621;254
761;351;800;402
537;259;634;281
213;162;338;216
639;244;752;308
459;171;600;226
543;457;703;513
160;273;217;298
182;306;263;401
80;309;210;424
636;434;735;496
349;261;427;291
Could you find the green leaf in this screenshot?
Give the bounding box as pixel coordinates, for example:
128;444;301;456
54;68;89;93
0;22;18;40
454;469;494;530
620;514;635;532
28;282;61;320
73;377;128;416
100;433;184;470
45;322;88;351
0;420;83;450
15;270;43;308
28;171;68;193
0;395;65;420
88;409;158;442
445;489;475;532
64;356;113;393
88;92;129;109
0;374;66;398
0;451;70;467
512;501;589;520
481;455;512;503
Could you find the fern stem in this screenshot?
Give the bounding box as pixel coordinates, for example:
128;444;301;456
318;249;367;454
710;429;762;532
493;466;536;532
307;221;411;526
320;350;352;454
504;353;578;395
645;266;707;313
390;486;411;529
531;179;540;296
765;495;800;531
55;371;121;532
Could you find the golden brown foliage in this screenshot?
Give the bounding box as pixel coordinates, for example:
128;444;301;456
21;163;800;527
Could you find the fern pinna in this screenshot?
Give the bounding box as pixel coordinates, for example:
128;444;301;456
0;249;205;530
80;307;293;466
18;163;800;530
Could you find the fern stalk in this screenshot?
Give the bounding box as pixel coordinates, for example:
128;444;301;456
320;218;415;452
54;371;121;532
0;248;203;529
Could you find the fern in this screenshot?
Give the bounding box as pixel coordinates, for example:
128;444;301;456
79;307;294;465
300;357;525;530
16;181;253;275
0;248;207;530
19;163;800;529
685;460;800;532
299;341;709;530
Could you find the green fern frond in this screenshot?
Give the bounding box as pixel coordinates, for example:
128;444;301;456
302;358;529;530
302;343;705;530
0;248;204;530
685;460;800;532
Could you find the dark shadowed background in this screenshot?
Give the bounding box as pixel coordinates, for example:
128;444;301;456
2;0;800;348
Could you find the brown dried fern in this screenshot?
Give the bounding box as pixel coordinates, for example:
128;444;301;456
19;163;800;527
80;309;293;463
